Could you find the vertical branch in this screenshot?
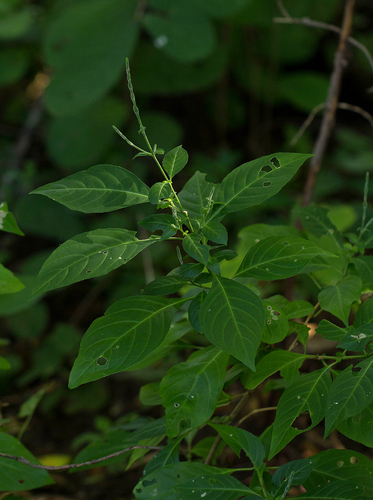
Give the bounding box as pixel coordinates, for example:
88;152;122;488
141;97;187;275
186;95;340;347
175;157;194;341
301;0;356;207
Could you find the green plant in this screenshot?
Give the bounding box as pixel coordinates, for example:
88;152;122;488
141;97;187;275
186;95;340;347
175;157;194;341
2;61;373;499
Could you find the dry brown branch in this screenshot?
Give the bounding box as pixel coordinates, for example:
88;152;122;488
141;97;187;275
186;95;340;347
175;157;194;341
0;445;162;472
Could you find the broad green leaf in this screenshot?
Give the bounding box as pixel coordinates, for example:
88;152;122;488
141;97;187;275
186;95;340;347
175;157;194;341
296;206;343;248
354;256;373;286
211;153;312;219
33;229;157;295
134;462;231;499
0;202;24;235
44;0;138;115
213;249;237;262
182;233;210;266
237;223;300;254
188;290;207;333
338;323;373;351
179;263;205;279
337;402;373;447
269;366;332;458
160;346;229;438
178;171;216;220
244;351;306;390
303;449;373;490
31;165;149;213
236;235;334;280
138;213;177;240
201;221;228;245
175;474;261;500
139;382;162;406
354;295;373;328
316;319;350;342
162;145;188;178
144;276;186;296
148;181;172;205
73;418;166;469
272;459;314;488
200;276;265;370
142;438;181;476
209;424;265;472
297;481;366;499
318;275;362;326
324;357;373;437
292;322;310;347
0;433;53;490
69;296;187;388
282;300;314;319
0;264;24;294
261;300;289;343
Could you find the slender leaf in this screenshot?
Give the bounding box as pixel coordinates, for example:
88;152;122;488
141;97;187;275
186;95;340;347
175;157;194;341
163;145;188;178
178;171;216;219
244;351;307;390
209;424;265;472
211;153;312;219
183;233;210;266
236;236;335;280
269;366;332;458
69;296;187;388
296;206;343;248
33;229;157;295
201;221;228;245
160;346;229;438
200;276;265;371
318;275;362;326
0;433;53;490
31;165;149;213
144;276;186;296
324;357;373;437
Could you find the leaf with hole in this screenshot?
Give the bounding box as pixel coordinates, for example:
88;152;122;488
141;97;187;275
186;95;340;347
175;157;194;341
33;229;157;295
324;356;373;437
236;235;334;280
160;346;229;438
31;165;149;213
162;145;188;178
199;276;265;371
318;275;362;326
68;296;187;388
210;153;312;219
269;365;332;458
261;300;289;344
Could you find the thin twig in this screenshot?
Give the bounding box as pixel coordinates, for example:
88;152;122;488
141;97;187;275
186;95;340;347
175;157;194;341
236;406;277;428
301;0;356;207
0;445;162;472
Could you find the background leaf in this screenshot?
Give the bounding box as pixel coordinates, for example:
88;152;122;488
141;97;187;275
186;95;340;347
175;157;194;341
295;205;343;248
69;296;187;388
200;276;265;370
0;264;24;294
318;275;362;326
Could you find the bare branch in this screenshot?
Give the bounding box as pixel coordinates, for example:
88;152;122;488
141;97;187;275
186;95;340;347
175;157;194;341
0;445;162;472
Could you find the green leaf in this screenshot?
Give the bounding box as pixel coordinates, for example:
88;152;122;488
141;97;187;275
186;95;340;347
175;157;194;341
296;206;343;248
160;346;229;438
139;382;162;406
0;202;24;235
269;366;332;458
338;323;373;351
338;402;373;447
33;229;157;295
209;424;265;472
236;235;334;280
0;433;53;490
316;319;350;342
0;356;11;370
297;481;366;499
31;165;149;213
142;439;181;476
201;221;228;245
182;233;210;266
213;249;238;262
144;276;186;296
244;351;307;390
138;213;177;240
324;357;373;437
178;171;216;220
237;223;300;254
354;256;373;287
44;0;138;115
188;290;207;333
318;275;362;326
162;145;188;178
200;276;265;371
179;263;205;279
175;474;260;500
261;300;289;344
303;449;373;490
148;181;173;205
68;296;187;388
272;459;314;488
354;295;373;328
211;153;312;219
0;264;25;294
282;300;314;319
